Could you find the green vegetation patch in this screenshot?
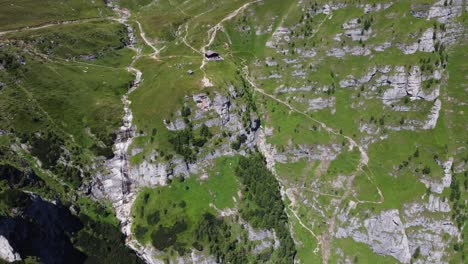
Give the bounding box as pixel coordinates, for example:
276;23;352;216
236;154;296;262
0;0;112;31
7;21;129;60
131;157;239;254
327;148;361;176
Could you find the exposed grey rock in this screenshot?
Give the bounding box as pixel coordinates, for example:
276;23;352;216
336;210;411;263
78;54;97;60
403;193;460;263
203;117;221;127
283;58;298;64
250;113;260;131
333;33;343;42
359;66;377;83
364;210;411;263
186;250;216;264
282;144;342;163
411;3;431;18
258;73;282;80
130;160;169;186
244;223;279;254
397;28;435;54
327;48;346;58
362;3;393;13
373;41;392;52
265;58;278;66
426;194;451;212
342;18;371;41
339;76;358;88
428;0;463;23
276;84;313;93
420;157;452;193
328;45;373;57
0;236;21;262
422;99;441;130
164;118;186;131
308;97;335;111
340;65;441;106
292;70;306;77
193;93;212;111
346;45;372;56
213;93;230;124
294;48;317;58
130;147;143;156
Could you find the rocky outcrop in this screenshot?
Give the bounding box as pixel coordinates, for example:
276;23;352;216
420;157;452;193
294;48;317;58
362;3;393;13
428;0;463;23
364;210;411;263
337;190;460;263
308;97;335;110
397;28;435;54
0;236;21;262
193;93;212;111
327;45;372;57
342;18;371;41
129;160;170;185
213;93;230;124
276;84;313;93
246;223;280;253
336;209;411;263
422;99;441;130
340;65;441;107
164;118;186;131
403;194;460;263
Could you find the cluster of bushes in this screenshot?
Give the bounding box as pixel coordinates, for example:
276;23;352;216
194;213;249;263
231;134;247;150
74;213;144;264
450;172;467;230
169;128;196;162
297;11;317;38
90;130;116;159
449;171;466;260
169;110;213;162
369;115;385;126
0;163;44;189
0;49;24;72
240;78;257;127
235;154;296;262
19;131;88;188
132;193;193;256
150;220;188;253
362;17;373;31
0;188;31;212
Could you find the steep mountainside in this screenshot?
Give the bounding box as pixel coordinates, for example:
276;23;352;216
0;0;467;263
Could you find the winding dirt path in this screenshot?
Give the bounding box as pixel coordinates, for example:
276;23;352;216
244;65;384;262
135;20;162;60
200;0;262;70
